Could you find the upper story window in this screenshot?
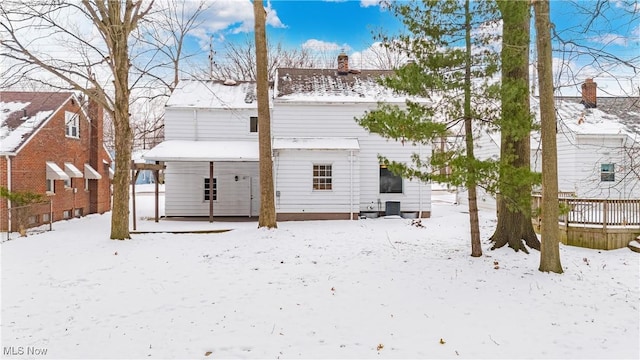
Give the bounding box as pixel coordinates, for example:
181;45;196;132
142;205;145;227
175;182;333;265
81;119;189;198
601;163;615;182
313;164;332;190
380;165;403;193
65;111;79;138
250;116;258;133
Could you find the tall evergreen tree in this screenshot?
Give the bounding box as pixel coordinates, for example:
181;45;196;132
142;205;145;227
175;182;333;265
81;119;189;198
356;0;500;257
489;1;541;252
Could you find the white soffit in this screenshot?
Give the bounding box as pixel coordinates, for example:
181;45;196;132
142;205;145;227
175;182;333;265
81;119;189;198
46;162;70;180
84;163;102;179
64;162;83;178
108;167;114;179
143;140;259;162
273;137;360;150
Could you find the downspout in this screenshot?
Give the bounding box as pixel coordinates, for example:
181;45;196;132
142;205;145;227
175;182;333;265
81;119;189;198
349;150;354;220
5;155;11;236
194;109;199;140
418;144;423;218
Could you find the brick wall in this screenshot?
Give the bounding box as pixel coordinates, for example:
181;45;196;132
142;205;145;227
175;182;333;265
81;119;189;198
0;97;111;231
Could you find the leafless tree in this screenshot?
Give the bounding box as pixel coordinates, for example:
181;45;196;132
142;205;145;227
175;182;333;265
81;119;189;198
254;0;277;228
355;42;408;70
0;0;152;239
201;35;316;81
133;0;211;92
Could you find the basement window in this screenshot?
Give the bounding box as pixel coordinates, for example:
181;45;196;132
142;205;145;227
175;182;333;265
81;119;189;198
312;164;332;190
601;163;615;182
204;178;217;201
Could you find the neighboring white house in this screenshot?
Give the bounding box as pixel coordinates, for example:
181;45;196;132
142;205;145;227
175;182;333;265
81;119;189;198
462;79;640;211
143;64;432;220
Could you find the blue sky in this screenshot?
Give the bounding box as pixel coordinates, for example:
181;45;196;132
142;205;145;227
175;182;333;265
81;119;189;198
189;0;638;95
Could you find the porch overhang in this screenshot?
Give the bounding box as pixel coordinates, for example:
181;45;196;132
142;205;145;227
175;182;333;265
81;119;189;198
46;161;70;180
64;162;83;178
84;163;102;179
142;140;259;162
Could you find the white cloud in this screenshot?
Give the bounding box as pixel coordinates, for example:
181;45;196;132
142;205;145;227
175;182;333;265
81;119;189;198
350;42;408;70
177;0;286;42
590;33;628;47
360;0;380;8
302;39;350;52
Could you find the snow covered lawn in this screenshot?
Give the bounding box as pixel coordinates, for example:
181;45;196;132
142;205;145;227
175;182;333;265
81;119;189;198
1;197;639;359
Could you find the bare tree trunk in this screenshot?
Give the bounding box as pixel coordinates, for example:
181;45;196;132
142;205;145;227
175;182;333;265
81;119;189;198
253;0;277;229
534;0;563;273
464;0;482;257
84;0;149;239
490;0;540;253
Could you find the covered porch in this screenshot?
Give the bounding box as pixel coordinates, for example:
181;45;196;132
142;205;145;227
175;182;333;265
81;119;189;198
141;139;260;225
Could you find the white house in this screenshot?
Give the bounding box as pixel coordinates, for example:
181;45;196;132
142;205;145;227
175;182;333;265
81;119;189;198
462;79;640;211
143;65;432;220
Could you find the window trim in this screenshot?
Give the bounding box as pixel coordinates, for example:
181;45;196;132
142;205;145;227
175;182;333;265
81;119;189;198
379;165;403;194
46;179;55;193
601;163;615;182
249;116;258;133
204;177;217;201
312;164;333;191
65;111;80;138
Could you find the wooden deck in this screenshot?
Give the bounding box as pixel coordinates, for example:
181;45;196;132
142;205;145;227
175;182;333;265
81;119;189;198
531;194;640;250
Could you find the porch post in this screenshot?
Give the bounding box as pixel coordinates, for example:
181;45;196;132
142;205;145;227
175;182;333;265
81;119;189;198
154;167;159;223
209;161;214;223
131;161;137;231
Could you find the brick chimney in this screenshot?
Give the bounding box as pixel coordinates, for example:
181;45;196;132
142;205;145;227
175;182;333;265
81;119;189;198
87;89;104;213
581;78;597;109
337;51;349;75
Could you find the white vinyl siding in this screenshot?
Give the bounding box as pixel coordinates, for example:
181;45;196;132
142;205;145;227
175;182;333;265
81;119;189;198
164;161;259;217
274;150;359;214
164;108;260;141
273;103;431;214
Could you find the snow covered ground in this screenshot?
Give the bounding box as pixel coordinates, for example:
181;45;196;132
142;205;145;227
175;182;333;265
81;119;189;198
1;187;638;359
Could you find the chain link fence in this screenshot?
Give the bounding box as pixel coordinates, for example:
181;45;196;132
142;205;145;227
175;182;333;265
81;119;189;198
4;200;53;241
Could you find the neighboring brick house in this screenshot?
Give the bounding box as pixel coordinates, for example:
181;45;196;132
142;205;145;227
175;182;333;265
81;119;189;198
0;91;112;232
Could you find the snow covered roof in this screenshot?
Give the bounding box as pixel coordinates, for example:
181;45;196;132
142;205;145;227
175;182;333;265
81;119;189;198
274;68;419;103
142;140;259;162
273;137;360;150
166;80;271;109
532;97;639;138
555;96;640;135
0;92;73;154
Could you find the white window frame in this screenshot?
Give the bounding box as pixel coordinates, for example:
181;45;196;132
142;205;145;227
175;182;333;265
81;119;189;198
46;179;55;193
601;163;615;182
65;111;79;138
64;178;72;189
312;164;332;191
